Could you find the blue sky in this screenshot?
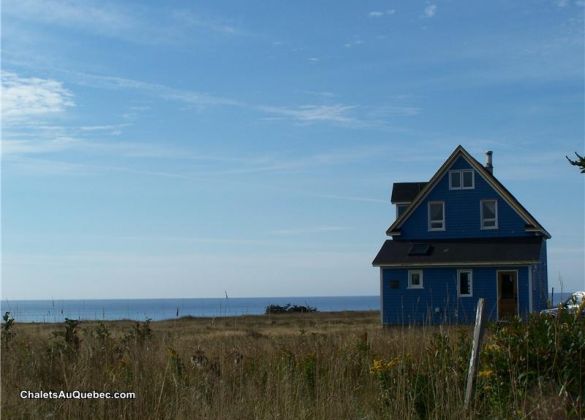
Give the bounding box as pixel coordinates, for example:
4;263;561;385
2;0;584;299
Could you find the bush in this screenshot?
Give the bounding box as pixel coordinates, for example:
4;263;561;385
265;304;318;314
479;311;584;416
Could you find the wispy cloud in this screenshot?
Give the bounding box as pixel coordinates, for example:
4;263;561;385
423;4;437;18
1;71;74;123
270;226;352;236
344;39;364;48
368;10;396;18
258;104;356;124
3;0;245;45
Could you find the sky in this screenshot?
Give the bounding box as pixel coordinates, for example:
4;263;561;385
1;0;584;299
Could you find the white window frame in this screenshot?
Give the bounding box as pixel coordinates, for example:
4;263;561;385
428;201;445;231
408;270;423;289
449;169;474;190
395;203;409;219
480;199;498;230
457;269;473;297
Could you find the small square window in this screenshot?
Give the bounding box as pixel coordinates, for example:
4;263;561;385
458;270;473;297
396;204;409;218
449;170;474;190
408;270;423;289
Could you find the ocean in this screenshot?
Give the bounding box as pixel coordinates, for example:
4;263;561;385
0;292;574;323
0;296;380;323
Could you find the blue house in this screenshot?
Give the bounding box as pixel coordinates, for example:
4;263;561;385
372;146;550;325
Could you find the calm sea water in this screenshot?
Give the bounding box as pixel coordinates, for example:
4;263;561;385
0;292;573;323
0;296;380;323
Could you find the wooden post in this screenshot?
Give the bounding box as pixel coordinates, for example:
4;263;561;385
464;298;485;410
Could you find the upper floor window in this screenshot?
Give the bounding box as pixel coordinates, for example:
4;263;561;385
428;201;445;231
396;203;409;219
449;170;474;190
408;270;423;289
481;199;498;229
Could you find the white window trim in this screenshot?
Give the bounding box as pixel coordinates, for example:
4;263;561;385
457;269;473;297
448;171;462;190
428;201;445;231
480;199;498;230
449;169;474;190
408;270;423;289
395;202;410;219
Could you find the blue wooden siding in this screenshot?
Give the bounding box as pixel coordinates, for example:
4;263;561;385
381;266;530;324
533;240;548;311
398;156;532;240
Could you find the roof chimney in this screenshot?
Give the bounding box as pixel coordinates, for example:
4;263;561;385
485;151;493;174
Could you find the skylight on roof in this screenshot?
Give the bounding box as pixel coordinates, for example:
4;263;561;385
408;243;432;256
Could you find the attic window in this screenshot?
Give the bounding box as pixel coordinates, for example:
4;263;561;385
449;170;474;190
481;199;498;229
428;201;445;231
408;243;431;256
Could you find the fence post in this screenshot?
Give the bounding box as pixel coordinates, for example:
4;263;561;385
464;298;485;410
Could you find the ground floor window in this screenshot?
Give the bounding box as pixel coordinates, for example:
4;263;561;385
457;269;473;297
408;270;423;289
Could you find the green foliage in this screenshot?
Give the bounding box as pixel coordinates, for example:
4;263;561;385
265;304;318;314
51;318;81;356
566;152;585;173
480;313;585;416
1;312;15;346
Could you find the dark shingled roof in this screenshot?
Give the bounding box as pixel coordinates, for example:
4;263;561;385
390;182;428;203
372;237;544;266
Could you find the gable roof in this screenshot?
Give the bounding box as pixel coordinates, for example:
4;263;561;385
372;237;544;267
391;182;427;203
386;145;551;239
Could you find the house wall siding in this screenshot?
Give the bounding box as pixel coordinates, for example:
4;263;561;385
398;156;532;240
533;241;548;311
381;266;529;324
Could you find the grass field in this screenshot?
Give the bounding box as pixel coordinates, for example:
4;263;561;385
1;311;582;419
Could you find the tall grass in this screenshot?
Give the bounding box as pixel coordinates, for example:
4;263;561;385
1;311;582;419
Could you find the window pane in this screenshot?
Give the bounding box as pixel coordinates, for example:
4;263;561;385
459;272;470;295
462;171;473;188
411;273;420;285
397;204;408;217
483;219;496;227
483;201;496;219
430;203;443;220
450;172;461;188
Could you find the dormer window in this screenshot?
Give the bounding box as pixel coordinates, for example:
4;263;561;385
428;201;445;231
449;170;474;190
396;203;409;218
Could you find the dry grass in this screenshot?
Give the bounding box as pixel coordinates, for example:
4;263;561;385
1;311;580;419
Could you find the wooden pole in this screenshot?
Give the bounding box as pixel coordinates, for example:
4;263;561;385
464;298;485;410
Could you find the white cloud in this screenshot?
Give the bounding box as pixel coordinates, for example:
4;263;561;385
424;4;437;18
368;9;396;17
258;104;356;123
1;71;74;123
344;39;364;48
